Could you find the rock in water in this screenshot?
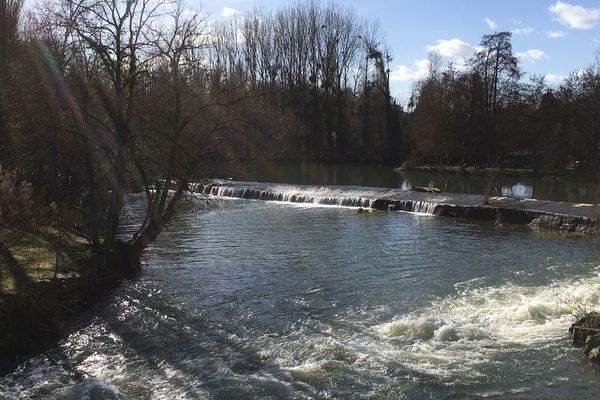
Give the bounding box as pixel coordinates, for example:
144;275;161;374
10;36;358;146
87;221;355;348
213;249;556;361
569;312;600;347
585;333;600;355
411;187;441;194
589;347;600;363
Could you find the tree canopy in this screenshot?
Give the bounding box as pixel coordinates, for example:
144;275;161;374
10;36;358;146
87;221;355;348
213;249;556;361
408;31;600;171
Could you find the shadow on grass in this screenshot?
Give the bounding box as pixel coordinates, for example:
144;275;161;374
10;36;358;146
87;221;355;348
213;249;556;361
0;239;34;293
0;229;94;373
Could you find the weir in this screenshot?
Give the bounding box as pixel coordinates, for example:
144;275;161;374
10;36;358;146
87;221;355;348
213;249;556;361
194;179;599;234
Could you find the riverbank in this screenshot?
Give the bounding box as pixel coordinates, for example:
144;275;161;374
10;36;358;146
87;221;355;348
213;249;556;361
0;227;130;373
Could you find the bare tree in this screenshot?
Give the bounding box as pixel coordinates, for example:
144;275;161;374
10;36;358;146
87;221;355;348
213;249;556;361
471;32;520;114
53;0;163;251
0;0;22;162
128;1;211;258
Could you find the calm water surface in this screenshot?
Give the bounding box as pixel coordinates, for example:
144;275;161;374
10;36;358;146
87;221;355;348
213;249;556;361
211;161;598;203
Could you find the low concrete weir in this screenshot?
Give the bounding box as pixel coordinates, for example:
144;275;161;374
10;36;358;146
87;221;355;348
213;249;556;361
194;179;599;234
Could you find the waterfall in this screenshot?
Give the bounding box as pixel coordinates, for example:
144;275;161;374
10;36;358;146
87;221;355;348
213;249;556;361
197;182;375;209
194;180;442;216
412;201;439;215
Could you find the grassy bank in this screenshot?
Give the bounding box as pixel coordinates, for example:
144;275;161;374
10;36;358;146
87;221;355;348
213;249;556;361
0;227;89;294
0;227;125;372
394;164;598;180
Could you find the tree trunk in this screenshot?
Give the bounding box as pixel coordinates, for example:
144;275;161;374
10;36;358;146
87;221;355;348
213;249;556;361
129;179;188;263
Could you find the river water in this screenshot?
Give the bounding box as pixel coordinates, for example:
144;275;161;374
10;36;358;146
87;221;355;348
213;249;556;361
211;162;598;204
2;185;600;399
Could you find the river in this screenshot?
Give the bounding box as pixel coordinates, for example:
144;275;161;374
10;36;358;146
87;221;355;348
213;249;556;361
1;179;600;398
208;162;598;204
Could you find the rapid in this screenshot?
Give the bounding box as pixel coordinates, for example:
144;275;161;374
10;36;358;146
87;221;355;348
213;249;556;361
2;184;600;399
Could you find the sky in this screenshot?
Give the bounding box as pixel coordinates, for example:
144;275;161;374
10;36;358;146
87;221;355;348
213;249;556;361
126;0;600;104
188;0;600;104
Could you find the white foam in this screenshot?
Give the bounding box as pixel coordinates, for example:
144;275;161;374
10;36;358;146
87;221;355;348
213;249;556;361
364;270;600;377
201;182;443;215
262;269;600;384
412;201;439;215
78;379;122;400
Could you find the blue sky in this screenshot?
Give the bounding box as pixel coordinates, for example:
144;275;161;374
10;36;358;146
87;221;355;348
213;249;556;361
193;0;600;103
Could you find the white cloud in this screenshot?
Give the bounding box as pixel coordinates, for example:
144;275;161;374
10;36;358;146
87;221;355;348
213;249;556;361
485;17;497;30
512;26;534;35
546;30;567;38
516;49;547;63
221;7;239;17
545;73;567;83
390;59;430;82
549;1;600;30
426;38;476;63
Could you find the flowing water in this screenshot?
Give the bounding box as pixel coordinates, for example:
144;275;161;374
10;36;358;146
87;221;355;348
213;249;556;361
2;185;600;399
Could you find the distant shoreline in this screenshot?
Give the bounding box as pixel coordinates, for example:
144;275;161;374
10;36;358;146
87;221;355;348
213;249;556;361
394;165;599;181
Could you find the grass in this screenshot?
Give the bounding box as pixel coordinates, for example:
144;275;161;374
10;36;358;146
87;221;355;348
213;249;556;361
0;227;89;294
0;226;95;372
394;164;596;179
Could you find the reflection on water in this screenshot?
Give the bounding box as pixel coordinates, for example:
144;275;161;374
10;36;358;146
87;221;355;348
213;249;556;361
2;198;600;399
501;183;534;199
207;161;598;203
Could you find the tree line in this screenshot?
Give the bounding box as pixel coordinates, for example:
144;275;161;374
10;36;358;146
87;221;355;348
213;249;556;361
0;0;404;263
210;1;405;162
408;31;600;171
3;0;600;263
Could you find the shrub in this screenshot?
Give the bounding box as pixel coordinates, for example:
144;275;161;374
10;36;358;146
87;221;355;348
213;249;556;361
0;165;45;230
